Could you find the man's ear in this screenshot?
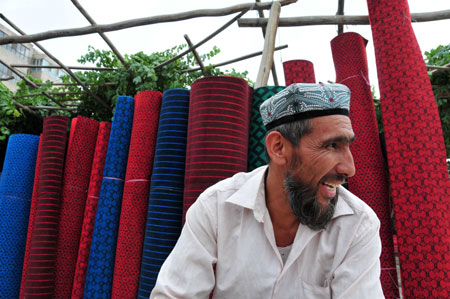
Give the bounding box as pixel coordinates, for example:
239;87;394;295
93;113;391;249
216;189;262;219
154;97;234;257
265;131;290;166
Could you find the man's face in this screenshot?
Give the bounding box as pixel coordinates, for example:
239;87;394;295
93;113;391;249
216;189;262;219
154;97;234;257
284;115;356;230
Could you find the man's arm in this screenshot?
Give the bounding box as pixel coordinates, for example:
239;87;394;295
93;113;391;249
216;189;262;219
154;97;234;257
150;193;218;298
331;215;385;299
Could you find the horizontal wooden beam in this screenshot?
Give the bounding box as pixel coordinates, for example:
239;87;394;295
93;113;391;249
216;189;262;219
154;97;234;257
238;9;450;27
0;0;297;45
11;64;116;71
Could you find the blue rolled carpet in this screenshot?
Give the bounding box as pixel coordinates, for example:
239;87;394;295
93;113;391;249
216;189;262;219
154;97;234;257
83;96;134;299
0;134;40;298
138;88;190;298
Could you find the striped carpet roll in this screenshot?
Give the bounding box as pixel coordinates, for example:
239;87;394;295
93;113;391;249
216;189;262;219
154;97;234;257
282;59;316;85
54;116;99;298
19;134;42;299
367;0;450;297
23;115;69;298
183;76;252;220
331;32;398;298
112;90;162;299
138;88;190;298
0;134;39;298
83;96;134;299
248;86;285;171
71;122;111;299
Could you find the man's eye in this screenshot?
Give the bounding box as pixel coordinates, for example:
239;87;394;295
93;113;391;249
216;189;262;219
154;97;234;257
327;143;338;149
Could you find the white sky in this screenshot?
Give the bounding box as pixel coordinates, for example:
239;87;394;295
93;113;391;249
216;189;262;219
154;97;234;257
1;0;449;96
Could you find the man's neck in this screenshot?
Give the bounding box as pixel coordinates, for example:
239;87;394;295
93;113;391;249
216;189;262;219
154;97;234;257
265;166;299;247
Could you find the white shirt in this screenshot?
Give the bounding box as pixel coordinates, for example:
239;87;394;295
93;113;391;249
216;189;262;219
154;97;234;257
151;166;384;299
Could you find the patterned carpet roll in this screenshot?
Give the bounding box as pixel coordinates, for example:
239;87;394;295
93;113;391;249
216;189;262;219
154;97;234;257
23;115;69;298
19;134;42;298
282;59;316;85
331;32;398;298
71;122;111;299
112;90;162;299
183;76;252;220
138;88;190;298
366;0;450;297
248;86;285;171
83;96;134;299
0;134;39;298
54;116;99;298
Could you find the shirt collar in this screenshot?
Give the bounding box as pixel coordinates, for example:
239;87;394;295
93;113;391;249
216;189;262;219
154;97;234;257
226;165;355;222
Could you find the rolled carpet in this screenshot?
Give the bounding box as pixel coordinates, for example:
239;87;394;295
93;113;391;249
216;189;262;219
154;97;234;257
0;134;39;298
83;96;134;299
247;86;285;172
282;59;316;85
112;90;162;299
331;32;398;298
53;116;99;298
71;121;111;299
23;115;69;298
19;134;42;299
138;88;190;298
366;0;450;296
183;76;252;220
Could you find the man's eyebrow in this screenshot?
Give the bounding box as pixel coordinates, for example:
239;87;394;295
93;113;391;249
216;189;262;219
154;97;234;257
323;135;356;145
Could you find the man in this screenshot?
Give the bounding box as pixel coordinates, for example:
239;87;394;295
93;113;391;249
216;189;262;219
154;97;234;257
151;83;384;298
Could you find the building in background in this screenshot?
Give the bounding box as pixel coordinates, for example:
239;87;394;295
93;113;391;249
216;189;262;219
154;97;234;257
0;23;66;91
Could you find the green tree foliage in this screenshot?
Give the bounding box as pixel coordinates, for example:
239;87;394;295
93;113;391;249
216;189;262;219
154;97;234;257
424;44;450;157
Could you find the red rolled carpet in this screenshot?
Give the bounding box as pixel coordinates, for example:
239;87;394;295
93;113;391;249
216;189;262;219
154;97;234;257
22;115;69;298
53;116;99;298
183;76;252;220
112;90;162;299
283;59;316;85
331;32;398;298
366;0;450;297
71;121;111;299
19;135;42;299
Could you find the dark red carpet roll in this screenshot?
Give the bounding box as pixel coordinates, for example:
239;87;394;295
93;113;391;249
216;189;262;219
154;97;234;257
283;59;316;85
71;121;111;299
112;90;162;299
366;0;450;297
183;76;252;220
19;135;42;299
53;116;99;298
331;32;398;298
23;115;69;298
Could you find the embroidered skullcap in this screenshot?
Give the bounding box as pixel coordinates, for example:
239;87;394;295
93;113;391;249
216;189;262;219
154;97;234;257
260;83;351;130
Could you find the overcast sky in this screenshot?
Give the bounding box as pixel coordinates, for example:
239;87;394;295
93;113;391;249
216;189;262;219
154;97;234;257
2;0;449;95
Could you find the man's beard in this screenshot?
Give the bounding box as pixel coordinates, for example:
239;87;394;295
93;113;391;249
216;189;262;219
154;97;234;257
284;172;339;231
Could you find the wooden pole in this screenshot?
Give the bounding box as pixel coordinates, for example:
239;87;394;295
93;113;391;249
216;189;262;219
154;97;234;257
13;91;85;98
255;0;279;85
35;82;117;86
184;34;207;75
13;101;43;118
155;9;249;69
0;14;111;111
0;58;65;107
27;105;76;111
255;2;281;88
11;64;116;71
336;0;345;35
0;1;297;45
182;44;288;73
237;9;450;27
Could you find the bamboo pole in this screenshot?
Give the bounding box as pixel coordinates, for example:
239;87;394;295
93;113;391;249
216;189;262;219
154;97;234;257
10;64;117;71
13;101;43;118
0;58;65;107
70;0;127;67
255;0;279;85
336;0;345;35
13;91;85;98
183;44;288;73
255;2;281;88
0;0;297;45
35;82;117;86
27;105;76;111
238;9;450;27
184;34;207;75
154;9;249;69
0;14;111;111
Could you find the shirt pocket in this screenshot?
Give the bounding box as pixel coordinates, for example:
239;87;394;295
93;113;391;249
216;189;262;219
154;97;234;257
300;279;331;298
